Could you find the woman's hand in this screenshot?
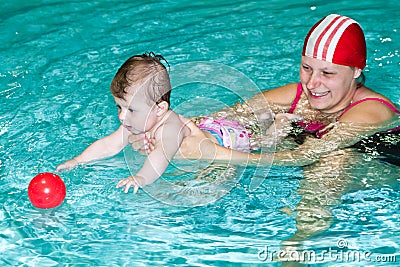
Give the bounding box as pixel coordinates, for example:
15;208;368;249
176;115;218;160
265;113;303;142
274;113;303;122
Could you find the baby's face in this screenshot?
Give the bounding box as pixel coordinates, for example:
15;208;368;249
114;89;158;134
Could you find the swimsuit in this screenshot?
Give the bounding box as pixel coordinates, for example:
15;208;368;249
197;117;252;152
289;83;400;138
289;83;400;165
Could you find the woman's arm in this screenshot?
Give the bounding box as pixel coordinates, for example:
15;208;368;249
258;83;298;106
176;117;265;164
177;114;391;167
130;85;399;168
128;84;299;158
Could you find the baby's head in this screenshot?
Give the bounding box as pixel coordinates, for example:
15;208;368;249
111;52;171;107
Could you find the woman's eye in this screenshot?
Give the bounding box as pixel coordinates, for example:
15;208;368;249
302;65;310;71
322;71;334;76
128;108;134;112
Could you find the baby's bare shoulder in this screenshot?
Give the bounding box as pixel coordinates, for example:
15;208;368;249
156;111;190;140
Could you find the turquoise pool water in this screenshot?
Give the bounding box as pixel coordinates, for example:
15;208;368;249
1;0;399;266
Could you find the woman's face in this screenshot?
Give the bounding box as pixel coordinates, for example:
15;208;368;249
300;56;361;113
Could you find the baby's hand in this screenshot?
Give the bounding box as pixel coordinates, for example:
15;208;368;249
55;158;79;172
129;133;155;155
116;175;145;194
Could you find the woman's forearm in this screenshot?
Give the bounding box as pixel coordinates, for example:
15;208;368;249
211;147;318;167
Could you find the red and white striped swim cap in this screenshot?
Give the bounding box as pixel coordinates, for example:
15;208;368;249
302;14;366;69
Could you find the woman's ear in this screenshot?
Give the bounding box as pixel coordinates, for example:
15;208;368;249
353;68;362;79
155;101;169;116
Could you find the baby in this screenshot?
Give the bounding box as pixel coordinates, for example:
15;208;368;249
56;53;299;193
57;53;190;193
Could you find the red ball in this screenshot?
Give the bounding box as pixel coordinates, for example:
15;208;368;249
28;172;66;209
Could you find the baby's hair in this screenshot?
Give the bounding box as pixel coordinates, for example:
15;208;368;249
111;52;171;106
148;51;170;72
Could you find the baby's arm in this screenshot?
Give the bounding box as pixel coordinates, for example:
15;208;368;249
117;114;188;193
56;125;129;171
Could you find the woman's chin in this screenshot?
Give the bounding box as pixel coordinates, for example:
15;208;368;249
309;102;327;111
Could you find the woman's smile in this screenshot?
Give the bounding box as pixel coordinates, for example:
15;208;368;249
308;90;330;98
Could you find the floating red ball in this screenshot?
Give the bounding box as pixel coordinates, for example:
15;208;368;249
28;172;66;209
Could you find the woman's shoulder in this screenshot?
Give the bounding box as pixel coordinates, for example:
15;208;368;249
353;86;394;103
261;82;299;105
340;86;399;123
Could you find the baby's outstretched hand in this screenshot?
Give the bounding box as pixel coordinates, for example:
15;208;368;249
55;158;79;172
116;175;145;194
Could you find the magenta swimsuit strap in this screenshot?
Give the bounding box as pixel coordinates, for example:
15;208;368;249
339;98;400;118
289;83;303;113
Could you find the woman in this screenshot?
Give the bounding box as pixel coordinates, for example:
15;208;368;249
132;14;400;261
174;14;400;166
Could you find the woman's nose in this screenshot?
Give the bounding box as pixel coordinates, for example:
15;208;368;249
306;72;321;90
